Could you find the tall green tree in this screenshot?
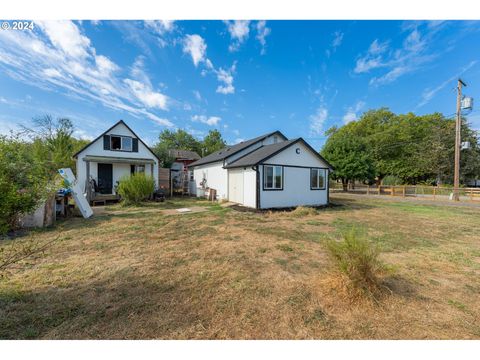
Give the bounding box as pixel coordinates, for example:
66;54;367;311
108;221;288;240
153;129;202;167
321;125;375;190
201;129;227;156
321;108;480;186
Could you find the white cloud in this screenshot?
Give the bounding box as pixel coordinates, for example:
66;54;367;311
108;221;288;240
193;90;202;101
256;21;271;55
183;34;207;67
225;20;250;52
343;101;366;124
73;128;95;141
36;20;91;59
0;20;174;128
95;55;119;74
369;66;409;86
182;33;237;96
332;31;344;48
309;106;328;135
43;68;62;78
144;20;175;34
146;113;173;127
354;26;442;86
124;79;168;110
368;39;389;55
216;63;236;95
191;115;221;126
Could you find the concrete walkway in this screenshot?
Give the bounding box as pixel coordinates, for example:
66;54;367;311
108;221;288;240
331;192;480;208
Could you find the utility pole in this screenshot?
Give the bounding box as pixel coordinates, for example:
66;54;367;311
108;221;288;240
453;79;466;201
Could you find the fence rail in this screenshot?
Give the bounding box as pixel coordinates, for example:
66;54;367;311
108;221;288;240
330;183;480;202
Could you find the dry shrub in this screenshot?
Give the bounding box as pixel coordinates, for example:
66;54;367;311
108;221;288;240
291;206;317;217
326;229;387;297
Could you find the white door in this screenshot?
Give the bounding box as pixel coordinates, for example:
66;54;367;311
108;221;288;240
228;169;244;204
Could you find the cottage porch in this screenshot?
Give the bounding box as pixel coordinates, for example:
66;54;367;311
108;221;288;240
83;155;156;204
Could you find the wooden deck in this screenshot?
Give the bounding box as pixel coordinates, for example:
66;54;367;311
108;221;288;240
90;194;121;206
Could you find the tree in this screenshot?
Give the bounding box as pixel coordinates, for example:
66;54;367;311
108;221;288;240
201;129;226;156
21;115;80;177
321;108;480;186
321;125;375;190
156;129;201;153
153;129;202;167
0;135;47;234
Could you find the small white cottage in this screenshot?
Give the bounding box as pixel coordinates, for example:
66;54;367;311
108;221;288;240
189;131;333;209
73;120;159;203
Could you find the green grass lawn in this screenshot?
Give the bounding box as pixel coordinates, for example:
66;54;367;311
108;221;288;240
1;195;479;339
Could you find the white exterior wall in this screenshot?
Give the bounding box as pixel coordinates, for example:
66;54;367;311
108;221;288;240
192;161;228;199
75;122;159;193
258;142;329;209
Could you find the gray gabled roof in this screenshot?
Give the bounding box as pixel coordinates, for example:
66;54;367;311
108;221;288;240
189;130;286;167
224;138;334;170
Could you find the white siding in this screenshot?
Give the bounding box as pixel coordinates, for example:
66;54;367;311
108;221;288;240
259;166;328;209
265;141;330;168
258;142;329;209
192;161;228;199
75;122;158;193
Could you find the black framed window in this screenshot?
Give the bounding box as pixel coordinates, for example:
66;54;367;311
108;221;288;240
310;168;326;190
110;135;133;151
264;165;283;190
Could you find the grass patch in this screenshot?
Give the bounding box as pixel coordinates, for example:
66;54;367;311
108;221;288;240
1;195;480;339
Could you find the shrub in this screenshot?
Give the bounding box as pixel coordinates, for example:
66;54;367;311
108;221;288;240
382;175;403;186
117;173;155;205
326;229;385;293
0;135;47;235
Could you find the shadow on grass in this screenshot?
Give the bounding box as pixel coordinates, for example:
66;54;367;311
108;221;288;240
0;270;207;339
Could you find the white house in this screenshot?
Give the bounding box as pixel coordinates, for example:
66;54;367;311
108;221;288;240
189;131;333;209
73;120;159;203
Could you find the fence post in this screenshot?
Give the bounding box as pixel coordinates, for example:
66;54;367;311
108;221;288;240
367;186;370;195
402;185;406;197
433;187;436;200
391;186;394;196
470;189;474;202
378;186;381;195
414;186;417;197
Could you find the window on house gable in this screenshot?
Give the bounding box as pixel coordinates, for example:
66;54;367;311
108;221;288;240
310;168;326;190
110;135;133;151
264;165;283;190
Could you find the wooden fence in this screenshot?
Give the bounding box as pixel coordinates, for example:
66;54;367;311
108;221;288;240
330;183;480;202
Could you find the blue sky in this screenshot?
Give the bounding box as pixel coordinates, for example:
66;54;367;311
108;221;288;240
0;20;480;149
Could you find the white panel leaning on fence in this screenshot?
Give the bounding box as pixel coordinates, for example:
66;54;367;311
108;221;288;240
58;168;94;219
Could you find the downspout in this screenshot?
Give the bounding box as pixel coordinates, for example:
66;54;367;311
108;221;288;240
253;165;260;209
327;169;330;205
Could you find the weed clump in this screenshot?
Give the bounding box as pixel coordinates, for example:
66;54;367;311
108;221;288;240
326;229;386;295
291;206;317;217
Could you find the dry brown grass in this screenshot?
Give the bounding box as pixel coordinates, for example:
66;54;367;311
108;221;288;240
0;195;479;339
